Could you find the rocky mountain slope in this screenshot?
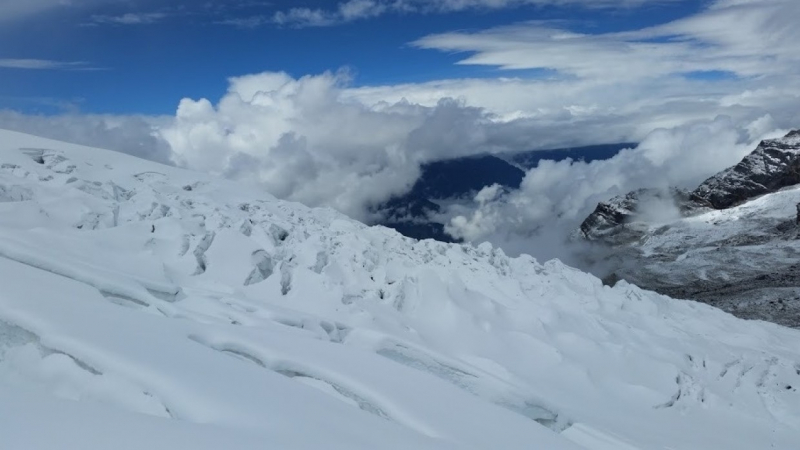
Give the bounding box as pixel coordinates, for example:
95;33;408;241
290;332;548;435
691;130;800;209
580;131;800;327
1;129;800;449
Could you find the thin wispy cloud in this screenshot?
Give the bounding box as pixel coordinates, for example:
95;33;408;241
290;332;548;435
216;15;271;29
88;12;168;25
0;1;239;26
272;0;388;27
237;0;671;28
413;0;800;80
0;0;122;23
0;59;99;70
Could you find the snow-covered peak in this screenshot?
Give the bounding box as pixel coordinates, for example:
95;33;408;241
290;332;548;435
1;128;800;449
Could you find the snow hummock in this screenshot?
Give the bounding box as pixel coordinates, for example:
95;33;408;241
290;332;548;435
1;129;799;450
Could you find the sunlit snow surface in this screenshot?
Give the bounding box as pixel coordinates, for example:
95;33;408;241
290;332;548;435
1;129;799;450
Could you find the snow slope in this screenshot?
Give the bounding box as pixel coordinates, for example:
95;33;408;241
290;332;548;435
1;129;800;449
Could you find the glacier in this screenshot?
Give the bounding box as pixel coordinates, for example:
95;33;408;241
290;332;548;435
0;129;799;449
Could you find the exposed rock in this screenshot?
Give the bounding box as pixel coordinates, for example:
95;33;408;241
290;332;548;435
579;188;696;244
690;131;800;209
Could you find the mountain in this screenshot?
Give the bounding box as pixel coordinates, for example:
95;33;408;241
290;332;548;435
579;131;800;327
1;129;800;449
377;143;634;242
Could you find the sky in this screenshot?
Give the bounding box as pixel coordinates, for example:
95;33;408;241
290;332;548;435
1;0;799;262
0;0;704;115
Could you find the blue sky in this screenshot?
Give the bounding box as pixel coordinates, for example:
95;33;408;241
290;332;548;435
1;0;708;114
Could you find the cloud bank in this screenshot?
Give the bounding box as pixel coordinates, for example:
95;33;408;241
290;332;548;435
160;71;518;219
157;62;795;244
443;116;787;263
0;111;173;165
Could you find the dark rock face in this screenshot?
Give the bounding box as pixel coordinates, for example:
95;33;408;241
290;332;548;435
579;188;694;243
578;130;800;328
690;131;800;209
579;189;648;239
796;202;800;225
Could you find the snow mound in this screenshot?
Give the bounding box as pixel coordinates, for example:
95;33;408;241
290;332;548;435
1;129;800;449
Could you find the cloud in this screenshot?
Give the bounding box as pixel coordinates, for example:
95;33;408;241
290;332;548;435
413;0;800;80
443;116;789;264
0;0;121;23
157;56;798;231
0;59;94;70
216;15;270;29
0;0;199;25
0;111;173;165
159;71;517;219
88;12;168;25
0;0;69;22
266;0;667;28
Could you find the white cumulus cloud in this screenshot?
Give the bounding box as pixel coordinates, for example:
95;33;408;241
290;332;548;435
160;71;516;219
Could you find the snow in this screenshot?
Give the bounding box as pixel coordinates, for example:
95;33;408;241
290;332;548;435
1;128;800;449
635;183;800;304
644;184;800;249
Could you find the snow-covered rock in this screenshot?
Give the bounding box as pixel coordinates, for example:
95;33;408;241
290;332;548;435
578;187;696;243
578;131;800;328
581;131;800;240
692;130;800;209
1;129;800;449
